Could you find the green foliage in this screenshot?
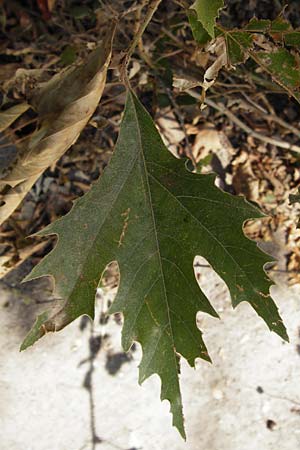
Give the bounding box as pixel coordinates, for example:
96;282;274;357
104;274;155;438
187;9;210;44
218;18;300;102
190;0;224;38
187;6;300;102
21;91;287;437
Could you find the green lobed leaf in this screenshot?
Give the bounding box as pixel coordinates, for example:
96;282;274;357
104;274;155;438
224;30;253;64
245;18;271;32
219;17;300;102
190;0;224;38
21;91;287;437
187;9;211;45
253;48;300;102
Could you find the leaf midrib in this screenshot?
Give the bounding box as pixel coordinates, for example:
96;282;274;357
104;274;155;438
132;98;180;376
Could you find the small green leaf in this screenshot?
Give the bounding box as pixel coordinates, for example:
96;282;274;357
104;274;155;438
245;16;300;48
224;31;253;64
284;32;300;47
245;18;271;32
270;16;291;33
21;91;287;437
187;9;211;45
191;0;224;38
254;48;300;102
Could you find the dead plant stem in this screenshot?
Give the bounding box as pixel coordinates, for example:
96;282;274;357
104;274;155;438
120;0;162;85
187;89;300;154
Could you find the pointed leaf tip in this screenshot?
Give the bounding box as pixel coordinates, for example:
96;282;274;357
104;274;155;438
20;312;49;351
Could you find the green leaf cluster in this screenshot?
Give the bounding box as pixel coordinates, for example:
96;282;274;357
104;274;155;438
220;17;300;103
188;5;300;103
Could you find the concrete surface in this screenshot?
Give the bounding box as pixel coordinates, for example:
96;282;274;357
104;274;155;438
1;261;300;450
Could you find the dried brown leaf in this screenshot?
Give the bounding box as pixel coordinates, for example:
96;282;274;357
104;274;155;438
0;103;29;133
203;37;227;91
0;27;115;225
193;123;233;163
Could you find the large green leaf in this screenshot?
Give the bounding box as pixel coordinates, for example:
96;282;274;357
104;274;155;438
21;91;287;437
191;0;224;38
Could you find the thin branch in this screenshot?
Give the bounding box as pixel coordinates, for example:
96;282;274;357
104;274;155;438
187;89;300;154
240;92;300;137
120;0;162;85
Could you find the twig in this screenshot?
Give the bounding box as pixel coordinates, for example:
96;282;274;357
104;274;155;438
173;0;189;7
240;92;300;137
135;0;155;69
127;0;162;59
240;92;268;114
0;134;28;149
119;1;141;18
154;48;184;64
265;113;300;138
3;117;37;137
161;26;188;51
98;0;118;18
187;89;300;154
120;0;162;86
135;28;197;168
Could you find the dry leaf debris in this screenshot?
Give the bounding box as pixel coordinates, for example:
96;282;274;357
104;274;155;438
1;0;300;285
